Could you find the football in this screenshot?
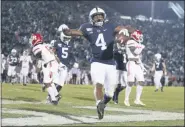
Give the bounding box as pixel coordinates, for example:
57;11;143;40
115;31;130;44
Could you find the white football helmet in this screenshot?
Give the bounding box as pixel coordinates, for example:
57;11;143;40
50;40;56;47
11;49;17;56
58;24;69;32
73;62;79;68
154;53;162;62
89;7;106;26
60;31;71;45
23;50;28;56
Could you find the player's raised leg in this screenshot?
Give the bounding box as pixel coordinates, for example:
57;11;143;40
91;62;106;119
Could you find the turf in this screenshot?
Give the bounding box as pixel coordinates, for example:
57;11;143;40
1;83;184;126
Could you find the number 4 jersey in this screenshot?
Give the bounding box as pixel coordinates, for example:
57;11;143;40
54;41;72;68
79;21;117;64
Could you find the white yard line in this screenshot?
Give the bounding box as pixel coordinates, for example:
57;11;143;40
2;100;184;126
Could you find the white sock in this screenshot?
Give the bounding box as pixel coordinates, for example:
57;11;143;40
20;76;23;84
23;76;27;84
47;86;57;101
156;82;159;89
136;85;143;101
125;86;132;101
51;83;59;96
154;78;160;89
159;82;162;88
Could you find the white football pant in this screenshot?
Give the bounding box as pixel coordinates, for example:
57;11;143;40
117;70;127;86
91;62;117;97
154;71;163;89
58;66;68;86
42;60;59;84
7;65;16;77
126;61;144;82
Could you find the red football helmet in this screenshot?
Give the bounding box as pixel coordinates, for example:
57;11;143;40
131;30;143;43
29;33;43;46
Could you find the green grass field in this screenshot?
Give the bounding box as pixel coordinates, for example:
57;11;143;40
1;83;184;126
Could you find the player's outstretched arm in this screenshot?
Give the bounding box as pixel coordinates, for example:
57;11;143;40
63;29;83;36
58;24;83;36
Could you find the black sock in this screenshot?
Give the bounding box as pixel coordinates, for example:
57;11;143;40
114;84;122;99
117;84;126;92
103;94;111;105
161;86;163;91
113;90;119;101
56;85;62;92
119;86;126;92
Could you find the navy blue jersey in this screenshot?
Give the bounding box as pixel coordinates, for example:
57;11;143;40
155;60;164;71
79;21;117;65
8;54;19;66
114;51;127;71
54;41;72;68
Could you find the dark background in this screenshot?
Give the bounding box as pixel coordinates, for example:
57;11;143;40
99;1;184;20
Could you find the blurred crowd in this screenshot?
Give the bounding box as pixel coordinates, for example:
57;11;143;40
2;1;184;85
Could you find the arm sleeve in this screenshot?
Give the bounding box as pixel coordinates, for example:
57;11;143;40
79;24;88;38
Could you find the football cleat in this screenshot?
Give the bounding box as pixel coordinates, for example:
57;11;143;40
46;95;52;104
97;101;105;120
124;100;130;107
155;89;158;92
51;100;58;105
46;95;58;105
134;100;145;106
161;87;164;92
114;101;118;105
56;94;62;102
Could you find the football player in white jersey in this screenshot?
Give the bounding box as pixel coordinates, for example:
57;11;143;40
20;50;32;86
7;49;19;85
123;30;146;106
30;33;61;105
151;53;167;92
